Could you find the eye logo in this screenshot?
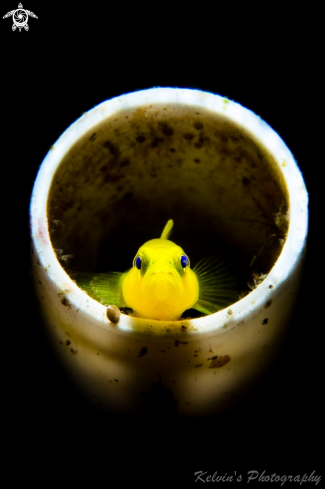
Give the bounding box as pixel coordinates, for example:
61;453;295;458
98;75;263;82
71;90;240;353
3;3;38;32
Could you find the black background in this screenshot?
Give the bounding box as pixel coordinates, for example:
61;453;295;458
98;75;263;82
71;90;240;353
2;3;321;485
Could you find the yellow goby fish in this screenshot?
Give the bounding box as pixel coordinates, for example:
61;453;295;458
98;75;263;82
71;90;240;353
77;220;239;321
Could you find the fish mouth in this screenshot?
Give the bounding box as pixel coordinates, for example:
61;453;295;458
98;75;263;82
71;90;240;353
148;271;174;276
141;269;183;299
146;267;180;279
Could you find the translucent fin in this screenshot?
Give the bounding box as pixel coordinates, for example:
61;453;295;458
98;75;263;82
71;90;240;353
193;257;240;315
160;219;174;240
75;272;127;307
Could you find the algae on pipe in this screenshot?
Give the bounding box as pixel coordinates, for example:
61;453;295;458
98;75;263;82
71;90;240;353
77;220;240;321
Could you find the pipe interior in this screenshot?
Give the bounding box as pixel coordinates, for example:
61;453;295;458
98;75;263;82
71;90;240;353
47;102;289;304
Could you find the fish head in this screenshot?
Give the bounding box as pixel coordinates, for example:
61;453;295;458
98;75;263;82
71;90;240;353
122;238;199;320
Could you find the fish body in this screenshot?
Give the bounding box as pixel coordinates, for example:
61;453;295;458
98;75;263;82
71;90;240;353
77;220;239;320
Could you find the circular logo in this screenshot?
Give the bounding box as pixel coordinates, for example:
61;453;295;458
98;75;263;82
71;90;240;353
13;8;28;28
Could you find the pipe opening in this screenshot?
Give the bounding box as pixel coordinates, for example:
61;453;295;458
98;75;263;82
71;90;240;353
47;102;289;314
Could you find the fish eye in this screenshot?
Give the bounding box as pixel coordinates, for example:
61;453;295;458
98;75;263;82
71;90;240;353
135;256;142;269
180;255;189;268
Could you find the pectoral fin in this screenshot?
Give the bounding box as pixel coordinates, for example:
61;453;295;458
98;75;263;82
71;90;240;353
76;272;127;307
193;257;240;315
